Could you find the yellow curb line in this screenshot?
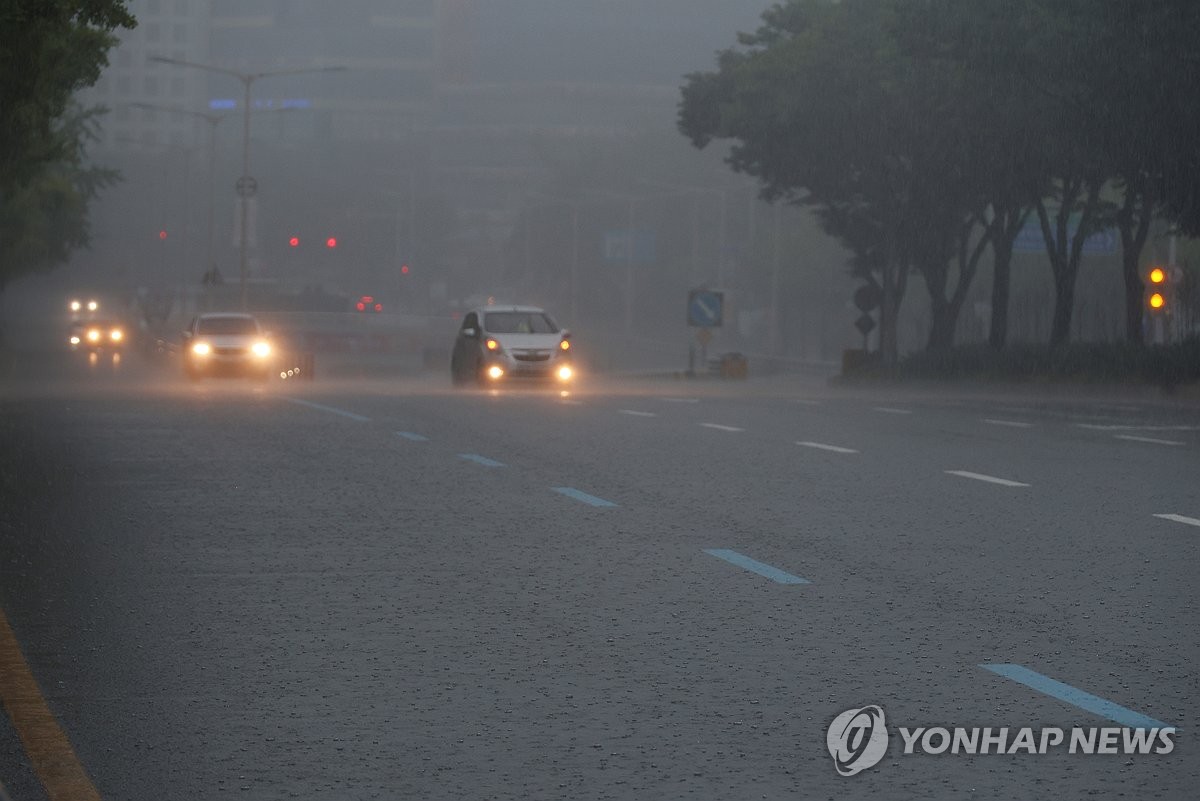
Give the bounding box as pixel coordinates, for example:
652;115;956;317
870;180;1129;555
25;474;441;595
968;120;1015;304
0;608;101;801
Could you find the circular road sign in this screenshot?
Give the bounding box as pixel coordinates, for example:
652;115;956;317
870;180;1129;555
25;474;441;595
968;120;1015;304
235;175;258;198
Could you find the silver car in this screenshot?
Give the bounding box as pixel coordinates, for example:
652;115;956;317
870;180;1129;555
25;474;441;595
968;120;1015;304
450;305;574;386
182;313;274;380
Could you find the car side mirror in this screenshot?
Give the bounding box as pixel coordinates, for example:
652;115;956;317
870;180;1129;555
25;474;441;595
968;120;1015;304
462;327;477;338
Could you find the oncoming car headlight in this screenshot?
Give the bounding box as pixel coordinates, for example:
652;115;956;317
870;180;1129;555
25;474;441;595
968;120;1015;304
486;365;505;380
557;365;573;381
86;328;101;343
192;342;211;356
251;341;271;358
110;328;123;342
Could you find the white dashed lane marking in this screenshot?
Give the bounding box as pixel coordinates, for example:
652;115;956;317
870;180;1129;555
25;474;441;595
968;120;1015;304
796;441;858;454
1113;434;1185;446
945;470;1030;488
618;409;657;417
983;418;1034;429
701;423;744;433
1153;514;1200;528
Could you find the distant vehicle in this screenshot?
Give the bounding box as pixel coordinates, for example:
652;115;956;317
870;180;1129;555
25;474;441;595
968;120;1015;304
182;313;274;380
69;319;126;352
450;305;574;386
68;298;100;315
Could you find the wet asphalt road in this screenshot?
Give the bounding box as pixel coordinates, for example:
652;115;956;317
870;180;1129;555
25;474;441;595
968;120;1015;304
1;352;1198;800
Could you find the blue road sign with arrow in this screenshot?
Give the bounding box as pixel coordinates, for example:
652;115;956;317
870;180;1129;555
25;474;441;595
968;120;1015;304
687;289;724;328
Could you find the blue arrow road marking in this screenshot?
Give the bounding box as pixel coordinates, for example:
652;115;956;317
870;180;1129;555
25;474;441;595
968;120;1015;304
980;664;1174;730
458;453;505;468
551;487;618;507
704;549;809;585
284;397;370;422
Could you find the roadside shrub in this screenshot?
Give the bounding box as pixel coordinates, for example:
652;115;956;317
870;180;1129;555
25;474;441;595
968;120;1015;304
844;338;1200;385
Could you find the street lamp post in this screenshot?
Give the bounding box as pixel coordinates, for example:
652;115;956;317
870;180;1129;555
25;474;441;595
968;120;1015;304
130;103;227;294
149;57;346;309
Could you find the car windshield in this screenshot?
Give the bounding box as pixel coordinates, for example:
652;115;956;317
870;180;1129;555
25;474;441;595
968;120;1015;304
198;317;258;335
483;312;558;334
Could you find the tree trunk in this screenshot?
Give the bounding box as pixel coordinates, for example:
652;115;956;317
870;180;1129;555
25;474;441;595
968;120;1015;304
927;299;956;351
989;246;1011;348
1036;182;1099;348
1050;270;1077;347
1115;178;1155;345
987;204;1026;349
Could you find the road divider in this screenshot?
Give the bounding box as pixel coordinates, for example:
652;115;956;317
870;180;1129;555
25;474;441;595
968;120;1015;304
945;470;1030;488
284;397;370;422
980;664;1173;730
703;549;809;585
551;487;618;508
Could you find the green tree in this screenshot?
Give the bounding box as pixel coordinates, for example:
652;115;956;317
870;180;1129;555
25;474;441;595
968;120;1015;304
0;0;135;289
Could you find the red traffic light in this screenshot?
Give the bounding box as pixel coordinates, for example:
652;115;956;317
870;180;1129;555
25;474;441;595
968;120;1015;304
325;237;338;248
288;236;300;247
158;230;167;240
401;264;410;275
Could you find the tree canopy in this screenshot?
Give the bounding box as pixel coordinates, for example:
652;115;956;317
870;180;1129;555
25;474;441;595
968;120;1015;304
0;0;135;290
679;0;1200;357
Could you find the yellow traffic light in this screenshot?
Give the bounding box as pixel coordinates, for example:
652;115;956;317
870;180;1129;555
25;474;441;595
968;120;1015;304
1148;267;1166;285
1149;292;1166;310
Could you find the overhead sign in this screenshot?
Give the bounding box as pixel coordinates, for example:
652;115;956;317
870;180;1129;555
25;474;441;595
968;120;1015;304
687;289;724;328
603;229;656;265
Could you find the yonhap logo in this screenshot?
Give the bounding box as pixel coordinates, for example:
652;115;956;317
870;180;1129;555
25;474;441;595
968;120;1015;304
827;705;889;776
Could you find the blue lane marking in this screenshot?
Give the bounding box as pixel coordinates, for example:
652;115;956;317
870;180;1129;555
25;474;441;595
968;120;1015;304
703;549;810;585
285;397;370;422
458;453;505;468
395;431;429;442
981;664;1174;730
551;487;618;508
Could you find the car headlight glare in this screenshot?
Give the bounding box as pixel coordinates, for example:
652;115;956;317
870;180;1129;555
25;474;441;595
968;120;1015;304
86;329;101;342
557;365;573;381
69;300;81;312
87;300;98;311
192;342;211;356
252;341;271;358
69;336;80;345
110;329;123;342
487;365;504;380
